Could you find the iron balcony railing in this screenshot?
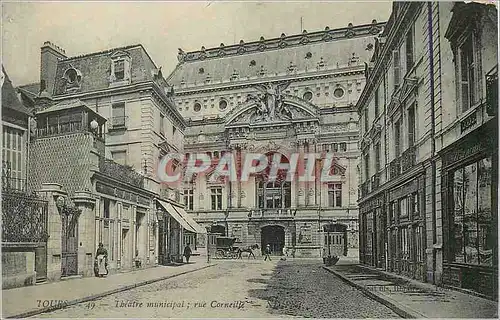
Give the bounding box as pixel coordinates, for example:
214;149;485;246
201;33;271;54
371;172;381;191
486;65;498;117
390;145;416;180
98;157;144;188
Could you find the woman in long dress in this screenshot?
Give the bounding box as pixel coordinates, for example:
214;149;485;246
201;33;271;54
95;243;108;277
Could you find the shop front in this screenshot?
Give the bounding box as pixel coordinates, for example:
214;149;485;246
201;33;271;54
359;194;385;268
440;120;498;298
386;175;426;281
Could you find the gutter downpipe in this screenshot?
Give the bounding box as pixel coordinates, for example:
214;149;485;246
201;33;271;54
427;1;438;285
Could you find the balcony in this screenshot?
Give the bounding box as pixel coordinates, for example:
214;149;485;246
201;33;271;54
98;157;144;188
486;65;498;117
360;181;370;198
390;146;416;180
249;208;294;219
371;172;380;191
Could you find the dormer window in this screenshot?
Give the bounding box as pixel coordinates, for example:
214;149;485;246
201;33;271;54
114;60;125;80
63;66;82;92
109;50;131;86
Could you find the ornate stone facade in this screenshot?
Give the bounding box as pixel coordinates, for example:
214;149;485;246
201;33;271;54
167;22;384;257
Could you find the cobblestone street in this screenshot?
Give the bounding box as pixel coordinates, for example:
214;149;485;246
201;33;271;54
37;259;400;318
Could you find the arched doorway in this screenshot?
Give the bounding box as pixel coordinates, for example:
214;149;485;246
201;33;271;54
261;225;285;256
210;225;226;236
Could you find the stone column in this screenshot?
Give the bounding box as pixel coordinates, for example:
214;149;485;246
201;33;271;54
132;205;137;265
154;208;159;265
72;191;95;277
95;197;101;253
116;202;122;270
35;183;67;282
297;140;305;207
146;208;151;265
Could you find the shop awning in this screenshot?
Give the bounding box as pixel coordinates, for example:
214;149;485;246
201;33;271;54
171;205;207;234
157;200;206;234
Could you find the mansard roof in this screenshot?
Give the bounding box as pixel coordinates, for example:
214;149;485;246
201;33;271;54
2;66;33;116
52;44;163;96
167;21;385;89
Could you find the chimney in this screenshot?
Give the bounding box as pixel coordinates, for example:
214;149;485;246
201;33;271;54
40;41;67;96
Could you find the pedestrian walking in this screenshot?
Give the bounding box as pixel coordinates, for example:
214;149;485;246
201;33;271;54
183;243;192;263
264;244;272;261
94;242;108;277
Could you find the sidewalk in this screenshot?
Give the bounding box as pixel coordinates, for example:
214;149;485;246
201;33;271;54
324;262;498;319
2;258;216;319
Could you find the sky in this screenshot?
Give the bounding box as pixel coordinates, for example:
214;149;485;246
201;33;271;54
2;1;392;86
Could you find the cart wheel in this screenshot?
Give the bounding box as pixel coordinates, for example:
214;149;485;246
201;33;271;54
216;249;225;259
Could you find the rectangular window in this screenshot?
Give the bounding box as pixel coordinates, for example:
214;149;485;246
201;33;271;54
364;152;370;180
393;49;401;90
408;105;416;147
411;192;419;218
114;60;125;80
394;120;402;157
375;143;381;172
183;189;194;210
2;127;25;191
112;103;126;128
390;201;397;223
406;28;414;72
458;35;476;112
399;197;408;218
211;188;223;210
374;87;380;118
111;150;127;166
160;114;165;136
364;108;369;132
451;157;493;266
328;183;342;207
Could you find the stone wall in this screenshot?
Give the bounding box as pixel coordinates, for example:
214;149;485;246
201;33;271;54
2;245;37;289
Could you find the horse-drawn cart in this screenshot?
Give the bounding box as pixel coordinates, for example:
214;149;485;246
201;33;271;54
215;236;239;259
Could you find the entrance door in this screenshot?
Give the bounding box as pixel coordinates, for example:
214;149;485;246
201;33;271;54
158;219;167;265
261;225;285;256
61;214;78;276
35;243;47;282
121;228;130;269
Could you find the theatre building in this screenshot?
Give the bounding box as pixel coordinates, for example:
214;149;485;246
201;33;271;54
166;21;385;257
357;2;497;298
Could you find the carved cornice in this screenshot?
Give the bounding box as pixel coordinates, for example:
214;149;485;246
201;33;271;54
176;22;385;64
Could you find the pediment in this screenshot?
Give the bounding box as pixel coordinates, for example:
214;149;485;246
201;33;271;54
226;95;318;127
110;50;131;60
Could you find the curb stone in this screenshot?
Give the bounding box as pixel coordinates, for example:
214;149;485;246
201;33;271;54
322;266;426;319
6;264;217;319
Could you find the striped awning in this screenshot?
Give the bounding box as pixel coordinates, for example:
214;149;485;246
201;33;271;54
157;199;206;234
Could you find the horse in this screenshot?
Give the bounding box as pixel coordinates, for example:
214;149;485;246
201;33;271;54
237;244;260;259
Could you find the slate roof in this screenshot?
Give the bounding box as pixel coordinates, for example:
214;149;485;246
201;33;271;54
18;82;40;98
2;66;33;116
167;21;384;88
36;99;106;122
52;44;163;96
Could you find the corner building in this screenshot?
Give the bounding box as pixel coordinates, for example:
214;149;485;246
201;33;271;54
167;21;385;257
357;2;497;298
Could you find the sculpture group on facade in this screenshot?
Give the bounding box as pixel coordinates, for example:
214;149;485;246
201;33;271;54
248;82;293;123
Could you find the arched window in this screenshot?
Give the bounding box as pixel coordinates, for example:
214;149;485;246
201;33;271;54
257;180;291;209
255;152;291;209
